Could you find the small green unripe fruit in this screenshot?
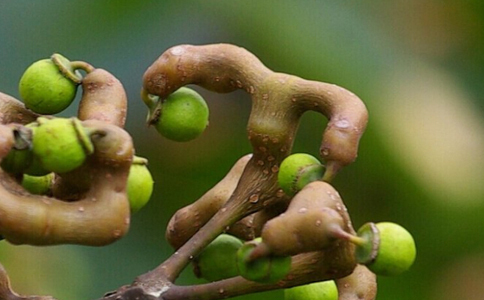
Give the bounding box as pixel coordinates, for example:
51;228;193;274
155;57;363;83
1;146;32;175
154;87;209;142
355;222;416;276
32;117;93;173
278;153;324;196
194;234;243;282
19;55;78;114
0;124;49;176
236;238;291;283
284;280;338;300
22;173;54;195
22;123;50;176
127;156;154;213
24;156;50;176
0;125;34;174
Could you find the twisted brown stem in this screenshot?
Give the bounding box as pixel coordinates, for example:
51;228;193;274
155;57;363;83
142;43;368;180
0;121;133;246
0;44;374;300
0;93;133;246
136;43;369;288
79;69;128;127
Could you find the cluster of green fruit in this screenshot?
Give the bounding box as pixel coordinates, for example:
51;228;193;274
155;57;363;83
1;54;154;213
192;153;416;299
278;153;416;273
194;234;338;299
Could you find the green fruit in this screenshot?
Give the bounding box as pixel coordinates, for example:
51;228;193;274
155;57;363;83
355;222;416;276
0;123;48;176
127;156;154;213
23;123;50;176
32;117;93;173
24;155;50;176
0;125;33;174
1;146;32;175
154;87;209;142
195;234;243;282
22;173;54;195
19;55;78;114
284;280;338;300
278;153;324;196
236;238;291;283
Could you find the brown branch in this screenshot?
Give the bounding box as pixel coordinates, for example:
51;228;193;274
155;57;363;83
336;264;377;300
79;69;128;127
0;92;39;125
166;154;253;249
0;120;133;245
142;43;368;180
135;43;369;289
0;44;374;300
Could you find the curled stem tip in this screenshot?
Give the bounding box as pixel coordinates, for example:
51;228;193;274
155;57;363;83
50;53;84;84
140;88;159;109
70;60;95;74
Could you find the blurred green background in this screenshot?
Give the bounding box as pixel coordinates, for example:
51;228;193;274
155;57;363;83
1;1;484;300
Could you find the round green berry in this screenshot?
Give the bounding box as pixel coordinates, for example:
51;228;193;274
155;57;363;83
194;234;243;282
355;222;416;276
278;153;324;196
0;123;47;175
32;117;93;173
284;280;338;300
22;173;54;195
127;156;154;213
19;55;78;114
154;87;209;142
236;238;291;284
1;146;32;175
22;123;50;176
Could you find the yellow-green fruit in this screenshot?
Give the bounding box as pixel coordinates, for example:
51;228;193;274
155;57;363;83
236;238;291;284
195;234;243;282
154;87;209;142
127;157;154;213
356;222;416;276
22;173;54;195
32;118;93;173
278;153;324;196
19;57;78;114
284;280;338;300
